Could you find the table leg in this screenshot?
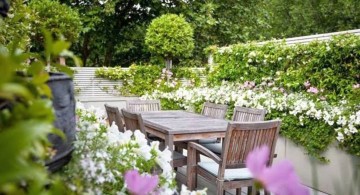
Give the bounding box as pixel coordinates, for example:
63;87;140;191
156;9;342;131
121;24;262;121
165;135;175;167
165;135;174;152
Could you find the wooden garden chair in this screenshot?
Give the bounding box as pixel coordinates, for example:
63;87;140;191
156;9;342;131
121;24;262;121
126;99;161;112
232;106;267;122
121;108;187;169
126;99;162;140
201;102;228;119
201;106;267;154
104;104;125;132
198;102;228;144
187;120;281;195
121;108;147;136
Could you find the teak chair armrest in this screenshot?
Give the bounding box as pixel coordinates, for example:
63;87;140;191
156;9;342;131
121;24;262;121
188;141;221;164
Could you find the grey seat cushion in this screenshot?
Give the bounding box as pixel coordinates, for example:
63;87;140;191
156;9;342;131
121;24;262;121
201;142;222;154
173;151;186;160
198;138;218;144
198;162;253;181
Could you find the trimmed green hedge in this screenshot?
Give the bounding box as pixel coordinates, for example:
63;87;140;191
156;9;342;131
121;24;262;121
209;34;360;104
95;65;204;96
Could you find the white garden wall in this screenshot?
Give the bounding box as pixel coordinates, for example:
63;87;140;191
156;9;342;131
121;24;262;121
274;137;360;195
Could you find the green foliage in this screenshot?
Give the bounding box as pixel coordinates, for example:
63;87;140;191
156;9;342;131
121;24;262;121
261;0;360;39
119;65;162;96
267;111;335;162
62;0;180;67
159;99;183;110
95;65;204;96
145;14;194;60
0;32;77;193
0;0;34;49
172;67;203;86
29;0;82;52
339;131;360;157
95;67;126;81
209;35;360;104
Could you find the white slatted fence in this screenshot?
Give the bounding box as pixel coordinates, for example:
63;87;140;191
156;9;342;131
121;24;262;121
73;67;124;99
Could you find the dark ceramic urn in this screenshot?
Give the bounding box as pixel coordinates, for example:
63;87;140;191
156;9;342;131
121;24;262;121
45;72;76;172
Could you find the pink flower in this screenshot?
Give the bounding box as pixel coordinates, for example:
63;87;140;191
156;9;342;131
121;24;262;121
304;81;311;88
246;146;309;195
307;87;318;94
125;170;159;195
353;83;360;89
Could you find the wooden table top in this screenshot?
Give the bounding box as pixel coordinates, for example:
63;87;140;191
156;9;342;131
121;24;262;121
140;110;229;135
140;110;205;119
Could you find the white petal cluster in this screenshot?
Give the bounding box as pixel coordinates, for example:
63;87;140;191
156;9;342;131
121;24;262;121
143;82;359;144
65;106;179;194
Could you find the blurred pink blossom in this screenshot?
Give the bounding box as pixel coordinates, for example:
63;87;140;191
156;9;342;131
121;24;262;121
353;83;360;89
304;81;311;88
307;87;319;94
125;170;159;195
246;146;309;195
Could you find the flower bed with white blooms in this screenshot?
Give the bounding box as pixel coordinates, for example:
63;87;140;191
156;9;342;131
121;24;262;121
142;81;360;161
59;103;207;195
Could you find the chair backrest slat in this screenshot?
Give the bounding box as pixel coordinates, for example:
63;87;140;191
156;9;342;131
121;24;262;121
201;102;228;119
232;106;266;122
220;120;281;171
121;109;147;136
104;104;125;132
126;100;161;112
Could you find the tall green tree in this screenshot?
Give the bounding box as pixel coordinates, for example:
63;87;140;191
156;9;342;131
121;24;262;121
262;0;360;39
0;0;34;49
178;0;269;65
61;0;183;67
29;0;82;53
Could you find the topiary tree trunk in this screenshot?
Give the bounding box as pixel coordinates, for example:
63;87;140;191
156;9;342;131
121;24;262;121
165;58;172;70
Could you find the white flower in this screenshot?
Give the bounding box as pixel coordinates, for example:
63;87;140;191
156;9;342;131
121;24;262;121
336;132;344;141
76;101;85;110
158;148;173;163
119;130;133;143
180;185;207;195
134;145;152;160
133;130;148;146
156;158;173;177
107;122;122;145
150;140;160;150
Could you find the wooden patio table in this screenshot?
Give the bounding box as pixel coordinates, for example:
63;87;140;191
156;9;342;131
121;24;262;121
140;110;229;165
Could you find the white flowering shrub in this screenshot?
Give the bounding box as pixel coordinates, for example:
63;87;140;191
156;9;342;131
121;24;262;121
60;105;177;194
60;104;207;194
143;82;360;160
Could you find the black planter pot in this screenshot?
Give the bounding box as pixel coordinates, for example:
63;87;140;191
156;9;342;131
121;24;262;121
45;72;76;172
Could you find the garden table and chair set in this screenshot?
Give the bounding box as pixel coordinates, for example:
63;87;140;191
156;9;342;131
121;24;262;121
104;100;281;195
